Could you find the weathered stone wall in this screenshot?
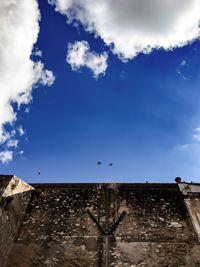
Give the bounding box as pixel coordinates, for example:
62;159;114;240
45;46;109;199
178;183;200;243
6;183;200;267
112;184;200;266
0;175;33;267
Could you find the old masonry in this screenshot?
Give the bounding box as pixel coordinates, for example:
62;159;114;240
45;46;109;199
1;175;200;267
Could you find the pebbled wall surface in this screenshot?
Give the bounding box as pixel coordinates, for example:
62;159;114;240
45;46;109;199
5;183;200;267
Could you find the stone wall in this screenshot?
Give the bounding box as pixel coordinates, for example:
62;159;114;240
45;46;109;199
0;175;34;267
6;183;200;267
178;183;200;243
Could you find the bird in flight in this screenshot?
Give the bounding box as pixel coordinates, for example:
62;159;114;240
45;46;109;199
97;161;102;165
108;163;113;166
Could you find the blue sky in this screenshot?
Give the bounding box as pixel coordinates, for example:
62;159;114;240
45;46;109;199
1;0;200;183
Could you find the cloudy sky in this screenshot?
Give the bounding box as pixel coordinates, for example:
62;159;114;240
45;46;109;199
1;0;200;183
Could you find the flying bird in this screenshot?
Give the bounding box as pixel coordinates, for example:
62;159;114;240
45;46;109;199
38;172;41;175
97;161;102;165
108;163;113;166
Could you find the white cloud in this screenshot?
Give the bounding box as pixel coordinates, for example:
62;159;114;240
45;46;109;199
0;0;55;161
6;139;19;148
180;60;187;66
178;144;190;149
66;41;108;78
33;62;55;87
193;128;200;141
0;130;11;145
33;48;43;57
25;107;30;114
176;59;188;79
0;151;13;164
49;0;200;60
18;126;25;136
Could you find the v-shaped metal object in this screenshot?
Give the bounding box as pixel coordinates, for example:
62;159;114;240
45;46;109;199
86;187;127;267
87;209;126;235
87;205;126;267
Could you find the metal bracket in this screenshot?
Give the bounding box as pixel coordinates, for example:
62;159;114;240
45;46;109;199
87;209;126;235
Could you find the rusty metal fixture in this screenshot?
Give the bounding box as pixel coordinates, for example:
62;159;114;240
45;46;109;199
86;186;126;267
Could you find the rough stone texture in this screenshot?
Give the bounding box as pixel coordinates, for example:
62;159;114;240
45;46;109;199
178;183;200;195
0;175;34;267
5;182;200;267
178;183;200;243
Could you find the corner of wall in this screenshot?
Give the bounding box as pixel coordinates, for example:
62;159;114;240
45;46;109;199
0;175;34;267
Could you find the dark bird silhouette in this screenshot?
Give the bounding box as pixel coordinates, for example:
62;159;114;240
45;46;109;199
108;163;113;166
38;172;41;175
97;161;102;165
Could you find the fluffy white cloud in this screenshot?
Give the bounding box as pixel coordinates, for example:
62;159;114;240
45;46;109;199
49;0;200;60
66;41;108;78
0;0;55;162
0;151;13;164
33;62;55;87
